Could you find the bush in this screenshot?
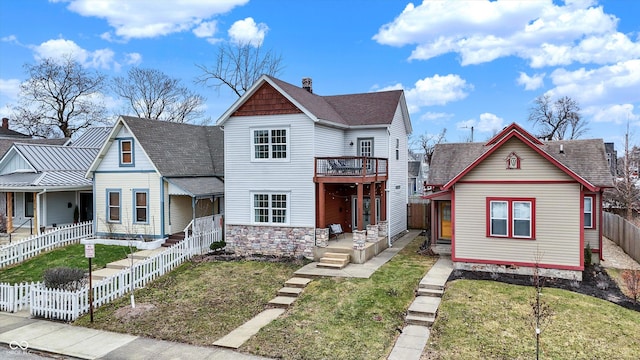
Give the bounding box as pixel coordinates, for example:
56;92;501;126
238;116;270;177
43;267;85;291
621;269;640;303
209;240;227;252
584;243;592;268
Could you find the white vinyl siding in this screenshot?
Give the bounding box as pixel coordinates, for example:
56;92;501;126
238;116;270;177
94;172;162;237
455;182;581;267
94;126;155;172
387;104;409;238
169;195;192;234
224;114;315;227
314;125;344;156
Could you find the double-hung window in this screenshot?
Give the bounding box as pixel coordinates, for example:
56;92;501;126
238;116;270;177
584;195;594;228
133;189;149;224
487;198;535;239
107;189;121;223
119;139;134;166
252;192;288;224
252;128;288;161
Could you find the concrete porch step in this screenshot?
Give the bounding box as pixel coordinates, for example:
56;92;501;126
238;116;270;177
323;252;350;260
317;252;351;269
406;314;436;327
317;260;349;269
268;296;297;308
408;296;441;317
277;287;303;297
417;287;444;297
106;258;142;270
284;277;312;288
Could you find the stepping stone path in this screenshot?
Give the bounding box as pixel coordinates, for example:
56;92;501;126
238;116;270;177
388;256;453;360
214;276;313;349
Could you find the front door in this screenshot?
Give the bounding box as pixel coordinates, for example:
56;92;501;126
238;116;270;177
439;201;452;240
352;196;380;230
79;193;93;222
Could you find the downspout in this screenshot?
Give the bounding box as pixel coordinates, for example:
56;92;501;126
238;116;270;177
599;190;604;261
387;126;392;247
36;189;47;234
160;177;165;238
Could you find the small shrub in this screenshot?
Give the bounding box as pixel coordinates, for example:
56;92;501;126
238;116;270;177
43;267;85;291
209;240;227;251
621;269;640;303
584;243;592;268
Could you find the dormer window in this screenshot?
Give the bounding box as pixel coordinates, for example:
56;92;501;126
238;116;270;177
119;138;134;167
506;152;521;169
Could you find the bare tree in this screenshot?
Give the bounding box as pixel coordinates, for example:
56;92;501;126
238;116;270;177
112;67;207;123
605;122;639;220
528;94;587;141
418;128;447;166
196;41;284;97
11;55;108;138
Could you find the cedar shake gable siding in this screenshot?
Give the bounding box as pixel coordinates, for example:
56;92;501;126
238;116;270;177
233;83;303;116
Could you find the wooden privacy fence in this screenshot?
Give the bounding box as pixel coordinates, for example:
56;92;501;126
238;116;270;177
407;201;430;230
0;221;93;269
603;212;640;264
27;227;220;322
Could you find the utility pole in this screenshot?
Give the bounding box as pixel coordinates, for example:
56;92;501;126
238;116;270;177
462;126;474;142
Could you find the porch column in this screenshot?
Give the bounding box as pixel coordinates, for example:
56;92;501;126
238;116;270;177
380;181;386;221
357;183;364;231
369;183;376;225
6;192;12;232
32;192;37;234
318;183;326;229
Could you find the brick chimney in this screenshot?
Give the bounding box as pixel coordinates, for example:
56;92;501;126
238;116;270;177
302;78;312;93
2;118;8;129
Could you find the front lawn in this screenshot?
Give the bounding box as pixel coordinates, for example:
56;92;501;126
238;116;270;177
425;279;640;360
0;243;135;283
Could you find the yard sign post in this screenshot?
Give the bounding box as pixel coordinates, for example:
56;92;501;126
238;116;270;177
85;243;95;322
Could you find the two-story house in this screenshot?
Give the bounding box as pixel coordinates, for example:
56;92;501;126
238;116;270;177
217;76;412;260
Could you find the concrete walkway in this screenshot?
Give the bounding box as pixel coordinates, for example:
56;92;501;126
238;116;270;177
388;256;453;360
0;311;270;360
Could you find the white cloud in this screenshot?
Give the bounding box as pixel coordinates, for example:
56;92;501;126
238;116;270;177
477;113;505;133
124;53;143;66
30;38;122;70
419;112;454;122
193;21;218;38
379;74;472;113
228;17;268;46
0;79;21;102
546;59;640;106
60;0;248;40
517;72;545;91
373;0;640;68
584;103;638;124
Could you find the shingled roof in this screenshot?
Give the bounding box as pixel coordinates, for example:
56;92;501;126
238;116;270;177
428;123;613;190
219;75;410;132
119;116;223;177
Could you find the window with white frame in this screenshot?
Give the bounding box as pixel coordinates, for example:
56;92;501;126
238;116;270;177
252;192;288;224
107;189;121;222
252;128;288;160
584;195;594;228
133;189;148;224
487;198;535;239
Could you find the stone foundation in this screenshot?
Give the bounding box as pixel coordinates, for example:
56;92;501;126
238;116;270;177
315;228;329;248
378;221;388;238
226;224;314;259
454;262;583;281
366;225;379;242
353;230;366;250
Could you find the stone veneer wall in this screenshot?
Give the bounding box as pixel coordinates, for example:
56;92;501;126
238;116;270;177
226;224;315;259
454;262;583;281
315;228;329;248
366;225;379;242
378;220;388;238
353;230;366;250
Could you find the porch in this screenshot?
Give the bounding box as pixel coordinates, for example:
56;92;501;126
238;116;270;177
314;232;389;264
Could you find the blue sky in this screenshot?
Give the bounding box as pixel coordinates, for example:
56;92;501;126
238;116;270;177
1;0;639;151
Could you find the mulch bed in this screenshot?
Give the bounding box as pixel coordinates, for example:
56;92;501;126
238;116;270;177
448;265;640;312
191;251;311;265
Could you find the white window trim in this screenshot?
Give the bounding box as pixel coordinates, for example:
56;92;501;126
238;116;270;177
490;200;508;237
512;201;532;238
250;127;290;162
250;191;290;225
584;196;594;229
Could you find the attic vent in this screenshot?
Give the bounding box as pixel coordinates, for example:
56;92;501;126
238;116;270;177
559;144;564;154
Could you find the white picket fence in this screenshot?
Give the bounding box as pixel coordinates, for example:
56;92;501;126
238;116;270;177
28;228;220;322
0;281;42;312
0;222;93;269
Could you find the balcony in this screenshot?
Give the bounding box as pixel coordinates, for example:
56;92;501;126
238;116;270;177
314;157;388;182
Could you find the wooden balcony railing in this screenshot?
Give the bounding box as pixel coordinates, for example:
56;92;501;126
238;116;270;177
315;157;388;178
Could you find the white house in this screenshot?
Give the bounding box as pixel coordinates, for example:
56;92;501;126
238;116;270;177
217;76;412;259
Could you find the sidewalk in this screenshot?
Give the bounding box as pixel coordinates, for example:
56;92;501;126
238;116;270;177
0;311;270;360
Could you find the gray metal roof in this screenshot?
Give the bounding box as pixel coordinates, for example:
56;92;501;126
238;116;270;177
429;137;614;189
166;176;224;197
71;127;111;148
0;171;91;188
0;138;68;158
121;116;223;177
14;144;99;171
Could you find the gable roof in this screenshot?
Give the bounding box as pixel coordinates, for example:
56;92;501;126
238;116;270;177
428;123;613;191
88;116;224;177
218;75;412;133
0;126;30;139
0;138;69;159
408;160;421;178
71;127;112;148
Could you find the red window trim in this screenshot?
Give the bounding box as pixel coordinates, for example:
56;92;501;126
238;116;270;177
485;197;536;240
583;194;596;229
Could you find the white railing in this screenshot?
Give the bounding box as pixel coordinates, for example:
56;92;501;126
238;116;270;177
0;221;93;269
28;226;221;321
186;214;224;236
0;281;42;313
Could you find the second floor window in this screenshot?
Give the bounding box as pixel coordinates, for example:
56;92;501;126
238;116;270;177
119;139;134;166
253;128;288;161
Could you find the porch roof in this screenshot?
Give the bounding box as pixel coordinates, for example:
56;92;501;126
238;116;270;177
166;176;224;198
0;170;92;190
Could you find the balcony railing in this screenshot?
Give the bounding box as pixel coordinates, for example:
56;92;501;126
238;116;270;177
315;157;388;178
